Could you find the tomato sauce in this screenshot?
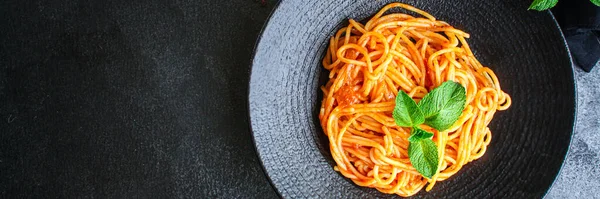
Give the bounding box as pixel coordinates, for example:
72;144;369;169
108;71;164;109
334;85;361;107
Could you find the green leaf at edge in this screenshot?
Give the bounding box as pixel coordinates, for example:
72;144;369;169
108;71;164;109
418;81;466;132
392;91;424;127
408;138;439;179
408;127;434;143
528;0;558;11
591;0;600;7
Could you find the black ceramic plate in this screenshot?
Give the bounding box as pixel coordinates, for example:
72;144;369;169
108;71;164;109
249;0;575;198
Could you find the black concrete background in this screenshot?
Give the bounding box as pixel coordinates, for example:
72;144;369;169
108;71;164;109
0;0;279;198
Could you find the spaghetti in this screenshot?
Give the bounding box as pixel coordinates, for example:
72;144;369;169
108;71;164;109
318;3;511;197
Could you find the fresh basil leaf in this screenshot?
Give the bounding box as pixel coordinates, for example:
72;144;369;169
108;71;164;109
408;138;439;179
393;91;425;127
592;0;600;7
528;0;558;11
418;81;466;131
408;127;434;143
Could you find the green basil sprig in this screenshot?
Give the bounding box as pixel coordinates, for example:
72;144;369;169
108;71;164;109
529;0;600;11
392;81;466;178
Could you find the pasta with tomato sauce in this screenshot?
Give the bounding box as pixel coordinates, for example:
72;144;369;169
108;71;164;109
318;3;511;197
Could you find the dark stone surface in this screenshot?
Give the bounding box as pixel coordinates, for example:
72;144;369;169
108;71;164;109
546;64;600;199
0;0;278;198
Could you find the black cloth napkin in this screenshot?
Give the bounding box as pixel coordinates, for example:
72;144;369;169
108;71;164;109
552;1;600;72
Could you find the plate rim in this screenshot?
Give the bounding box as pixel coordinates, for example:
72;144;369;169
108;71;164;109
541;10;577;199
247;0;286;198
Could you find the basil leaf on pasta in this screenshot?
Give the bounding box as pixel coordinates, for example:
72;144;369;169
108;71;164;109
393;91;424;127
408;127;434;143
418;81;466;131
408;138;439;179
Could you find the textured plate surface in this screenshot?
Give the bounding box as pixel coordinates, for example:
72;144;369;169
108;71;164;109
249;0;575;198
